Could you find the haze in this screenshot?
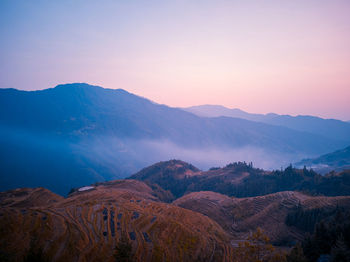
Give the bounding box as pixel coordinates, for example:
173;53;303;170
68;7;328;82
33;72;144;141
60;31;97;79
1;0;349;120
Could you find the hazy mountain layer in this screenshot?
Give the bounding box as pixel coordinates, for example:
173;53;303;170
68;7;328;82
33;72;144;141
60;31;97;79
295;145;350;174
1;83;347;194
184;105;350;142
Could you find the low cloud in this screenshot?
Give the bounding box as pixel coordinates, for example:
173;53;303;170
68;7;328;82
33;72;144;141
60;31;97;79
86;137;309;174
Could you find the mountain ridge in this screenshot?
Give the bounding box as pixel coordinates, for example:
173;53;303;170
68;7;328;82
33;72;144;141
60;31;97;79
1;83;348;195
184;104;350;142
295;145;350;174
130;160;350;198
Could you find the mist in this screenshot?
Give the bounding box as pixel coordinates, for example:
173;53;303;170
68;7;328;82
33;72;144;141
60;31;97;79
0;125;318;195
85;136;309;174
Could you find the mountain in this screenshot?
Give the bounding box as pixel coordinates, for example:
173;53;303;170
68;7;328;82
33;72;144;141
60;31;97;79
295;145;350;174
184;105;264;120
130;160;350;198
0;180;233;262
184;105;350;142
1;83;348;195
1;158;350;261
1;178;350;261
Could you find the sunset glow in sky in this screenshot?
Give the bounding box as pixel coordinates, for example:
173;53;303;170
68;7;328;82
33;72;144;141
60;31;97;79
1;0;349;120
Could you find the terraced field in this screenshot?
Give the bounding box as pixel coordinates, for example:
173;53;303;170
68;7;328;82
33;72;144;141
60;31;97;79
2;176;350;261
0;180;233;262
174;191;350;246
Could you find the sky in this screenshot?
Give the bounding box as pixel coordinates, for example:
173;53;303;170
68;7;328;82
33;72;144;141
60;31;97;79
1;0;349;120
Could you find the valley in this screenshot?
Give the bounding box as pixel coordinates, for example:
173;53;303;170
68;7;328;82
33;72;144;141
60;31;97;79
2;0;350;260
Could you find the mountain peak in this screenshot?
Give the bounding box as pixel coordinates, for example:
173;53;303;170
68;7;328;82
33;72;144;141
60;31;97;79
52;83;129;94
54;82;101;89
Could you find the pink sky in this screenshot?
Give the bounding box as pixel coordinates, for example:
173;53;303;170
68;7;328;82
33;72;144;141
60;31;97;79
1;0;349;120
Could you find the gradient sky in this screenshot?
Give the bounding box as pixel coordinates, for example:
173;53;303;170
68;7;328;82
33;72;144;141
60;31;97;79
1;0;349;120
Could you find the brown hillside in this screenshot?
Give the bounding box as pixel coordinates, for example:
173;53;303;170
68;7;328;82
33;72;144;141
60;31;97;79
0;187;64;208
174;191;350;246
0;180;233;262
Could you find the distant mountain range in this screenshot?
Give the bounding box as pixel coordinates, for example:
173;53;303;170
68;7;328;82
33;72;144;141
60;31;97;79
295;146;350;174
1;83;349;194
184;105;350;142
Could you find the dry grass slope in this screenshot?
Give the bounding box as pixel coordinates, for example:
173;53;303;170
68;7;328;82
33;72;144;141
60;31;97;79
174;191;350;246
0;180;233;262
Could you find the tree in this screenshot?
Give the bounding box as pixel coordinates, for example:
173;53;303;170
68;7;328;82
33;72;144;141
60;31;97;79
114;232;134;262
331;235;350;262
68;187;76;195
287;243;307;262
236;228;286;262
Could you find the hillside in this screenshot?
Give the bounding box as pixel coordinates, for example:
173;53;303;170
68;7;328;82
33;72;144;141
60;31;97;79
0;180;234;262
184;105;350;142
1;83;347;195
2;159;350;261
174;191;350;246
295;145;350;174
130;160;350;198
2;179;350;261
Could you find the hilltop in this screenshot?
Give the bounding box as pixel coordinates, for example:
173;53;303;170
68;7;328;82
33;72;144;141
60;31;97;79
130;160;350;198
